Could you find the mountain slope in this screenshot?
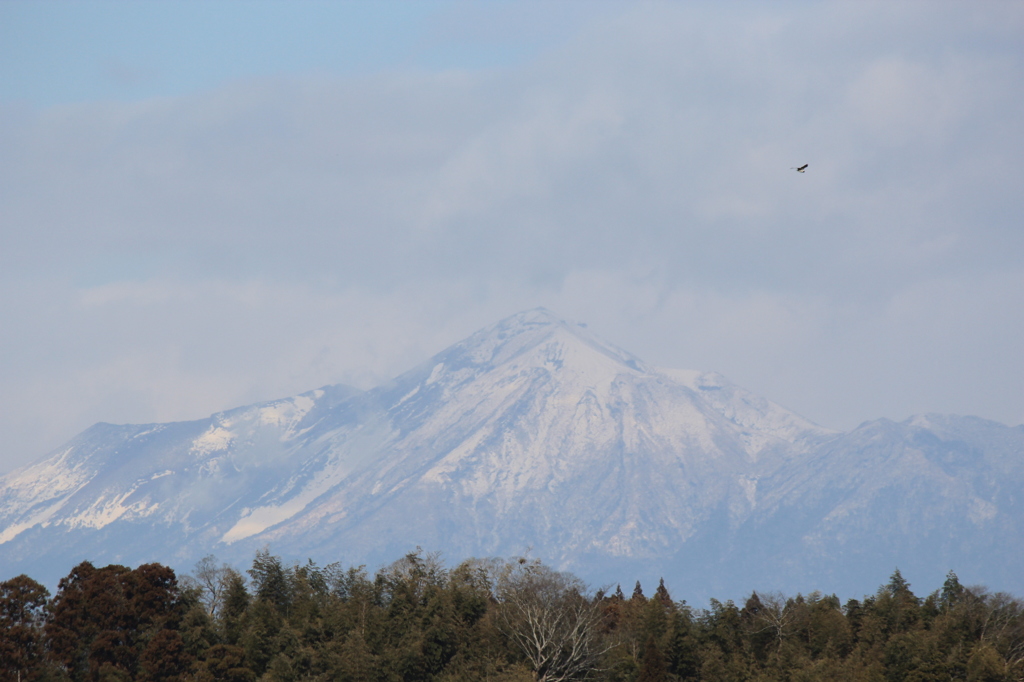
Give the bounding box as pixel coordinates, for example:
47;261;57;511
243;310;833;572
0;383;363;580
1;309;1020;601
734;414;1024;595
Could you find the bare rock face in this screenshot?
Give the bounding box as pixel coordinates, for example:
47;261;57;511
2;309;1021;601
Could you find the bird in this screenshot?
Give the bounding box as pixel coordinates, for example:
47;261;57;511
792;164;808;173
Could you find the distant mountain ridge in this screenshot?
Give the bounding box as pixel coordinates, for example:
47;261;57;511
1;309;1021;601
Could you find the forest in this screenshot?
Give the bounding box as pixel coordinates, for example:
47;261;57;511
1;550;1022;682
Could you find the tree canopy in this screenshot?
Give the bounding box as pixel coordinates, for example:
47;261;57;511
1;558;1022;682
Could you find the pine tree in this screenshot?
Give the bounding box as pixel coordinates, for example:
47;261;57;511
655;578;672;608
941;571;966;611
882;568;920;634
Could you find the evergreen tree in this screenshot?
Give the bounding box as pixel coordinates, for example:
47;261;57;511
654;578;672;608
966;643;1006;682
942;570;966;610
138;629;191;682
219;571;250;646
5;551;1024;682
44;562;185;682
247;549;292;614
632;581;644;601
201;644;256;682
0;575;51;682
636;636;668;682
879;568;920;635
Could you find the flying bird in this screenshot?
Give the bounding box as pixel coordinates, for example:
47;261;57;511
792;164;808;173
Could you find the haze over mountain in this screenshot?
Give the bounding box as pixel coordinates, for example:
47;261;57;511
1;309;1021;601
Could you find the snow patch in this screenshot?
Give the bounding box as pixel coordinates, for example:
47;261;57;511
220;447;355;543
60;484;159;531
190;426;236;456
221;501;309;543
258;395;316;431
908;415;934;429
0;497;70;544
426;363;445;385
396;385;420;406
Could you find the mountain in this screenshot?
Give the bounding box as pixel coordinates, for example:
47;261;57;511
1;309;1021;601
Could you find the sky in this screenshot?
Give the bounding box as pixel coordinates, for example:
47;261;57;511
1;1;1022;474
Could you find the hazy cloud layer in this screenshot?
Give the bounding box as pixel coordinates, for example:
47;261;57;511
2;2;1022;472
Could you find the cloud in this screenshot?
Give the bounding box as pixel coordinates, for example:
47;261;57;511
1;2;1022;472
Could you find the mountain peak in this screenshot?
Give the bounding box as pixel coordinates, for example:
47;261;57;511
478;307;590;343
4;310;1019;601
445;308;647;375
504;306;565;325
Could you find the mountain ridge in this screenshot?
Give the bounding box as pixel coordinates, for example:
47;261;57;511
1;308;1020;601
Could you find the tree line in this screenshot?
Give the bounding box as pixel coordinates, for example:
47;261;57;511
2;550;1023;682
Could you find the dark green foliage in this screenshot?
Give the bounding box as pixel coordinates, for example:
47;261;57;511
138;629;190;682
9;556;1024;682
654;578;672;609
247;549;291;614
43;562;187;682
200;644;255;682
218;570;250;646
636;637;668;682
942;570;966;610
632;580;644;601
0;574;51;682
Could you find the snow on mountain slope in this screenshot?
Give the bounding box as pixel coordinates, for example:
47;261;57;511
709;414;1024;600
242;309;834;569
0;308;1020;602
0;384;363;580
658;368;834;456
1;309;826;584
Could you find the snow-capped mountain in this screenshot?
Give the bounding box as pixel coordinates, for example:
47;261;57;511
1;309;1021;601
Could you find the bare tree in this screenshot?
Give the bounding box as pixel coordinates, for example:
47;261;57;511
183;554;239;618
743;591;798;652
977;590;1024;678
495;558;611;682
